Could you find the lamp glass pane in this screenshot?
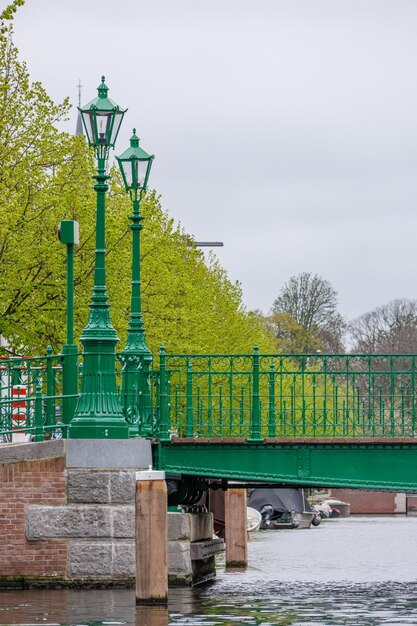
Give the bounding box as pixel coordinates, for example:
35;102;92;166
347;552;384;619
122;160;133;188
109;110;124;146
134;160;149;189
81;111;95;145
95;112;112;145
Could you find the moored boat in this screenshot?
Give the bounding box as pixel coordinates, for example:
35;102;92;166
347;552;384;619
248;488;321;529
313;498;351;519
322;498;351;517
246;506;262;532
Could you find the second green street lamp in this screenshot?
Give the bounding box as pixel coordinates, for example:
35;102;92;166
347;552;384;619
116;130;155;436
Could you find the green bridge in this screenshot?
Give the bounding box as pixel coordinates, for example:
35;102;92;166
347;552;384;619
2;349;417;493
2;78;417;497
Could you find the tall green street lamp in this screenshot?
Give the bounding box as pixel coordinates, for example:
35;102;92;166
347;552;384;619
116;129;154;436
69;76;129;439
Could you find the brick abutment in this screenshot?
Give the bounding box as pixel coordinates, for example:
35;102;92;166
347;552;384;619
0;440;218;588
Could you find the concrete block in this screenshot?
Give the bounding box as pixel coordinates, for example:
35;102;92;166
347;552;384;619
26;505;111;539
190;512;213;542
395;492;407;513
0;440;64;465
113;542;135;576
168;541;192;577
168;513;191;541
66;439;152;469
168;512;213;542
111;506;135;538
68;541;112;578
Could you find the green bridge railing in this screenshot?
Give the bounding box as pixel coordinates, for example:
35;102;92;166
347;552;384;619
0;350;78;442
2;349;417;442
158;350;417;440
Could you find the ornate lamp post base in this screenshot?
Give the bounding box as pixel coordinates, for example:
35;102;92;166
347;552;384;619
70;330;129;439
70;418;128;439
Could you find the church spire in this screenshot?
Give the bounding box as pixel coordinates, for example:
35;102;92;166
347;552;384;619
75;79;84;136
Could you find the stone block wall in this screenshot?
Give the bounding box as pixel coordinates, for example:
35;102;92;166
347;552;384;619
0;439;152;586
25;469;138;580
0;439;218;587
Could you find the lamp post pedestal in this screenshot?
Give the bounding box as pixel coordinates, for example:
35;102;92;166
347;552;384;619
70;166;128;440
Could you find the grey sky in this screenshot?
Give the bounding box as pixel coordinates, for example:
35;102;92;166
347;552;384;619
12;0;417;322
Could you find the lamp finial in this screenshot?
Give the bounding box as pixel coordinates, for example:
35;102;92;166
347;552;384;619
98;76;109;98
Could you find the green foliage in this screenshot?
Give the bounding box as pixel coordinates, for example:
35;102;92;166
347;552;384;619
106;177;274;355
262;311;324;354
0;16;88;351
0;14;273;357
0;1;25;31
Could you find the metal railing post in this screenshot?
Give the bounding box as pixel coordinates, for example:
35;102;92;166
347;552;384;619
62;346;78;438
158;346;170;442
185;361;193;437
268;362;276;437
33;377;44;442
248;345;263;442
45;345;55;429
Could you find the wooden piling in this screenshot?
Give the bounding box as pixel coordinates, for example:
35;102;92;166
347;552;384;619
136;469;168;605
225;487;247;568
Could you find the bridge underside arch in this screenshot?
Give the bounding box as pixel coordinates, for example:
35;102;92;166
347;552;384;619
156;438;417;491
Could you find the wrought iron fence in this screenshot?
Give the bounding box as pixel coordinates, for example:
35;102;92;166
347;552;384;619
0;350;80;442
154;350;417;440
0;350;157;442
2;348;417;442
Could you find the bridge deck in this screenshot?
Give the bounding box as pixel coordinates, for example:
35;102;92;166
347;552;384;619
157;436;417;491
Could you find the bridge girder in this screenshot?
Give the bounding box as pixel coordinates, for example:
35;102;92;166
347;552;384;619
156;440;417;491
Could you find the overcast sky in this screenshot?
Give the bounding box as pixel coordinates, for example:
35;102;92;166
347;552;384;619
12;0;417;321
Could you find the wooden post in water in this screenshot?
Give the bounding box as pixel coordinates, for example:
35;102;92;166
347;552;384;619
225;487;247;568
135;467;168;605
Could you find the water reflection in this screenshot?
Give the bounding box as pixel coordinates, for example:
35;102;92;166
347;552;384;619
1;517;417;625
135;605;169;626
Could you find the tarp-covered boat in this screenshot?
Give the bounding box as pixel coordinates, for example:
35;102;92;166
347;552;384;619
248;488;321;529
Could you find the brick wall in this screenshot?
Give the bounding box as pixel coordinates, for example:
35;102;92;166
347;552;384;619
330;489;406;514
0;456;67;577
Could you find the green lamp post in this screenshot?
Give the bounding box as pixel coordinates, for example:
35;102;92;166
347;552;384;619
58;220;79;435
116;129;154;436
69;76;129;439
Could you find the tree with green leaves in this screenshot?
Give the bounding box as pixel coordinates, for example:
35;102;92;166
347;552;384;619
0;3;274;357
0;6;91;350
261;311;323;354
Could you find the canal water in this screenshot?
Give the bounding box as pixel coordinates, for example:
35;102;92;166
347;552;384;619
2;516;417;625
